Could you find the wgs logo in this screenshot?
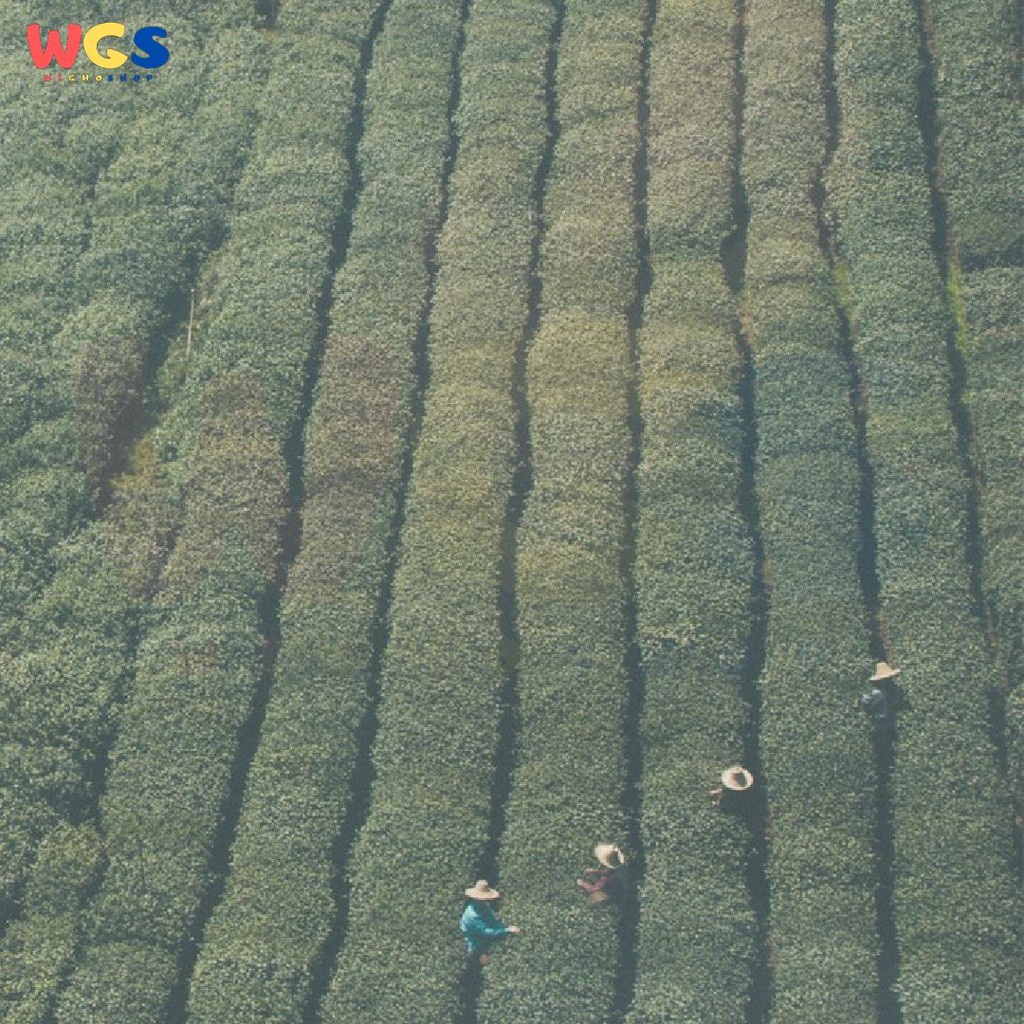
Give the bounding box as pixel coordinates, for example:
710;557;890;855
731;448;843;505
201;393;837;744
27;22;169;83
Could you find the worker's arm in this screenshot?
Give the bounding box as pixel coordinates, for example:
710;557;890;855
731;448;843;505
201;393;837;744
465;908;512;941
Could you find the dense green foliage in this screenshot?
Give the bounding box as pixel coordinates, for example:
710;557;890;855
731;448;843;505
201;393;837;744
0;2;1018;1020
926;0;1022;692
477;0;640;1019
0;4;127;646
742;0;878;1017
0;5;268;653
320;3;551;1019
628;4;755;1020
829;1;1022;1018
0;10;272;1020
925;0;1020;271
55;2;384;1020
54;374;288;1024
0;532;136;919
186;2;465;1019
0;825;104;1024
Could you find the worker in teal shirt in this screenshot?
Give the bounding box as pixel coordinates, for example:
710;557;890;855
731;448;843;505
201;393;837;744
460;880;521;965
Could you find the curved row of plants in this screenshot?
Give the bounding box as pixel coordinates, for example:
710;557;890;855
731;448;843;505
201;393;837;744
477;0;641;1019
0;536;137;1024
184;2;468;1020
54;373;287;1024
0;3;265;924
0;1;271;652
829;1;1022;1019
742;0;877;1017
53;3;386;1020
923;0;1019;274
628;2;756;1019
0;19;276;1022
319;3;553;1019
925;0;1021;691
0;1;132;647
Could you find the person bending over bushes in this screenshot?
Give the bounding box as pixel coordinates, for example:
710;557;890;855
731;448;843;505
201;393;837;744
576;842;628;904
460;880;522;965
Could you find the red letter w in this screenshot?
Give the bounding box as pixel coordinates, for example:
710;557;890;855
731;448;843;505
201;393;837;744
26;24;83;69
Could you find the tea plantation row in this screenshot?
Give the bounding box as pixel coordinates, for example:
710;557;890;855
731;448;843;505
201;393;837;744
0;5;268;1019
187;0;466;1019
52;1;385;1020
829;0;1022;1018
630;1;756;1020
478;0;641;1019
927;0;1022;694
743;0;877;1017
320;1;551;1019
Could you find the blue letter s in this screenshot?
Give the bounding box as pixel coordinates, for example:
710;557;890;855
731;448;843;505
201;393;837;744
131;26;169;68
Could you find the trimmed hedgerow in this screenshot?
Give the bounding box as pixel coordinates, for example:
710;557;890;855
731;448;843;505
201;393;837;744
54;372;288;1024
961;267;1023;804
55;3;387;1018
0;824;104;1024
925;0;1020;272
926;0;1022;690
962;267;1023;680
167;0;381;447
0;0;267;955
319;3;552;1021
185;2;467;1020
0;9;259;652
0;531;136;922
829;1;1023;1019
742;0;877;1018
477;1;642;1020
627;2;756;1020
0;6;130;647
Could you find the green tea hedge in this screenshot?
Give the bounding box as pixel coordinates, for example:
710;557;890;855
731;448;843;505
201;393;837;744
187;2;466;1020
56;3;384;1019
53;373;287;1024
743;1;877;1017
0;9;264;652
477;1;641;1019
0;825;104;1024
0;15;271;1019
927;0;1022;689
628;2;756;1020
830;1;1023;1018
320;3;551;1019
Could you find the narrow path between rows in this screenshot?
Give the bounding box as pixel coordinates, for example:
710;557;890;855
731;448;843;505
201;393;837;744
301;2;472;1021
165;3;398;1020
912;0;1014;820
457;2;564;1020
610;0;656;1018
819;3;902;1019
723;1;771;1019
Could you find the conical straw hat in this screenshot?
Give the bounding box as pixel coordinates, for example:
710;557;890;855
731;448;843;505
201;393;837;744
594;843;626;868
870;661;901;682
721;766;754;791
464;879;500;901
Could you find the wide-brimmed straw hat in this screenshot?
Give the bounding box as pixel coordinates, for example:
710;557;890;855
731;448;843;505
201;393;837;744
721;766;754;791
464;879;500;901
594;843;626;869
870;661;901;683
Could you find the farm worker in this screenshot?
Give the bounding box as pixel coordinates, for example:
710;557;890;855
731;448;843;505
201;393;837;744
576;843;627;904
709;765;754;808
859;661;900;726
460;880;521;965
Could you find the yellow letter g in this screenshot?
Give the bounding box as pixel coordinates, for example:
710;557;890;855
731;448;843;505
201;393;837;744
83;22;128;69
